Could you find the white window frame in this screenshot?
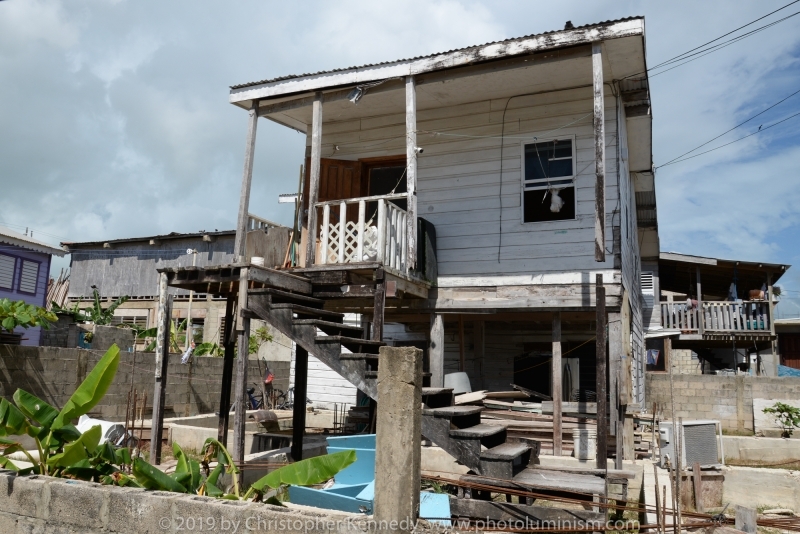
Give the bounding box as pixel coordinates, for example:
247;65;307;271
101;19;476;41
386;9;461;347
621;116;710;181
520;135;577;224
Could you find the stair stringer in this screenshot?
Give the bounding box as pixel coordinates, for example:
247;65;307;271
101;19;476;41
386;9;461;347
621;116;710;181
246;296;482;473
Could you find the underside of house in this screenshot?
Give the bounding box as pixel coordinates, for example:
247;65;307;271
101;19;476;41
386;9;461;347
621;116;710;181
150;17;655;508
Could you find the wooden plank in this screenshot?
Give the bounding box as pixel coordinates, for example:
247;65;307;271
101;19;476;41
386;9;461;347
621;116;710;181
150;275;171;465
406;75;417;270
234;106;259;262
596;273;607;470
232;271;250;466
692;462;704;513
474;319;485;390
552;312;562;456
592;42;605;263
304;92;323;266
247;265;312;294
430;314;444;388
372;267;386;341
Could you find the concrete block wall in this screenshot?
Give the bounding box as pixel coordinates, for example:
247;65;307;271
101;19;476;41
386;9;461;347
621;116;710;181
0;471;368;534
0;346;287;421
39;313;75;348
647;373;800;433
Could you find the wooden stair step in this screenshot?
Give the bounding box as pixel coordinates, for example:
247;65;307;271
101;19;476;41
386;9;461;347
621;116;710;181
422;387;453;396
248;288;323;306
480;442;530;461
338;353;379;361
270;303;344;321
294;319;364;336
422;406;483;417
450;423;506;439
315;335;385;354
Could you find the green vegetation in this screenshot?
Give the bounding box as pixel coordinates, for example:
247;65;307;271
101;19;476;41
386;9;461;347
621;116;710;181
763;401;800;438
0;298;57;334
52;288;130;326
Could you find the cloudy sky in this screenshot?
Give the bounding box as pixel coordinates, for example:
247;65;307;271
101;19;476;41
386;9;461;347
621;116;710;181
2;0;800;310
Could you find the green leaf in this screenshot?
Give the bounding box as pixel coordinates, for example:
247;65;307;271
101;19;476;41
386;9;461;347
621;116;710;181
47;425;102;467
0;398;30;436
53;345;120;429
132;458;187;493
114;447;132;466
265;496;285;507
171;442;201;493
13;390;58;430
249;449;356;492
1;317;15;332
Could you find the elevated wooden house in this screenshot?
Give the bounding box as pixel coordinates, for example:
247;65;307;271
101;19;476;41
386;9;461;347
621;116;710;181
151;17;656;480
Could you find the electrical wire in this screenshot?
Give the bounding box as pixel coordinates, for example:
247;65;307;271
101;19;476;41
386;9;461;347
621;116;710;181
658;109;800;168
659;86;800;167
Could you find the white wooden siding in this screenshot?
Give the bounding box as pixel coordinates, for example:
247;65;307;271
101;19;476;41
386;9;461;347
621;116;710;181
312;86;620;279
616;97;645;405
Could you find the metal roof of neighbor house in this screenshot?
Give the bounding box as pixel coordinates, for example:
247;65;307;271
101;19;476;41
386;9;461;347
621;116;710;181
659;252;790;273
230;16;644;91
0;226;65;257
61;230;236;250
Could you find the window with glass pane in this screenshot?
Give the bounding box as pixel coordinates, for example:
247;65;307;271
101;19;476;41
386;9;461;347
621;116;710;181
523;139;576;222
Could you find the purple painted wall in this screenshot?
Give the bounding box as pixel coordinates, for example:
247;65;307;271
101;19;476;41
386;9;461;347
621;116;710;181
0;245;51;346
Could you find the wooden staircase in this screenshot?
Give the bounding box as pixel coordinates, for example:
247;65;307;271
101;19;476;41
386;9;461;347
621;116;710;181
245;283;533;480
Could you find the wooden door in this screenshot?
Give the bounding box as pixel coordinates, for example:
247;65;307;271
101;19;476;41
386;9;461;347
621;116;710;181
303;158;364;213
780;333;800;369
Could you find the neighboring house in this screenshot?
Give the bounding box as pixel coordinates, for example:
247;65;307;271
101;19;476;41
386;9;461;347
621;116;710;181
643;252;789;376
775;318;800;371
0;226;65;346
61;221;294;388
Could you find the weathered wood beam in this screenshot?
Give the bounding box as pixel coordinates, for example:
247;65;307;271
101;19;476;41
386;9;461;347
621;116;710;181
449;496;604;524
595;274;607;470
372;268;386;341
234;105;259;262
552;312;562;456
592;42;606;263
474;319;485;390
304;92;323;266
429;314;444;388
696;267;704;336
291;345;309;461
608;311;622;469
405;75;418;271
150;273;171;465
232;270;250;468
217;295;236;446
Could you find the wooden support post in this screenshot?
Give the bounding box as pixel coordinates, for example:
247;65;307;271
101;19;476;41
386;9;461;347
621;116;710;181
767;272;776;376
304;92;323;266
474;319;485;390
405;75;418;271
592;42;606;263
696;267;704;335
234;105;259;262
653;465;662;534
430;314;444;388
232;270;250;466
150;272;172;465
596;274;608;470
458;315;465;373
608;311;622;469
552;312;562;457
372;268;385;341
217;295;236;446
291;345;309;461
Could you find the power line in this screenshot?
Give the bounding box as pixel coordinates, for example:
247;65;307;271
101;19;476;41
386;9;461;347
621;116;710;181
658;109;800;168
659;87;800;167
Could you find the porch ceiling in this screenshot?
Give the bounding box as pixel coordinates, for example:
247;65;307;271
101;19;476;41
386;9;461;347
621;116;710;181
259;35;646;128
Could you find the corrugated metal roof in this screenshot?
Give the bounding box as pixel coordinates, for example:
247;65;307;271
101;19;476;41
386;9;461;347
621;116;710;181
62;230;236;249
0;226;65;257
230;16;643;90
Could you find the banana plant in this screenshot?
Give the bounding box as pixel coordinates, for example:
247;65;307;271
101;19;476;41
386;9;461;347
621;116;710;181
51;289;130;326
0;344;120;475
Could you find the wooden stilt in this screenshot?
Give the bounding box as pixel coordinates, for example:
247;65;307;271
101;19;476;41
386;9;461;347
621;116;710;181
233;105;259;262
592;42;606;263
596;274;608;470
608;311;623;469
292;345;309;461
429;314;444;388
458;315;465;372
552;312;562;456
232;271;250;467
150;271;172;465
304;93;323;266
405;75;418;271
474;320;485;390
217;295;236;446
372;268;385;341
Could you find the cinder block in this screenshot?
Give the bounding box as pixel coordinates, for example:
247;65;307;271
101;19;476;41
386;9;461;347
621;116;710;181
0;474;46;517
47;479;108;529
106;488;177;534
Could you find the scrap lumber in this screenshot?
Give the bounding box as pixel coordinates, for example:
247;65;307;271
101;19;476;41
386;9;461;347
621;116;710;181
454;390;487;405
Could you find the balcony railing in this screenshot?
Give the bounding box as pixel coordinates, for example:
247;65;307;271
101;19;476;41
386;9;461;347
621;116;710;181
314;194;409;273
660;300;771;333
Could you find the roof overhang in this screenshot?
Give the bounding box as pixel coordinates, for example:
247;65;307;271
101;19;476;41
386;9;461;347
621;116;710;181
0;227;65;257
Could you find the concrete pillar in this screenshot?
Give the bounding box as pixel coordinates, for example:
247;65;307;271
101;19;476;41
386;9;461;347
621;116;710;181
374;346;422;528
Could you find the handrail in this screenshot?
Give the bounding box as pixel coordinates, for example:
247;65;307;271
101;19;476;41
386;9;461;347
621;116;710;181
313;193;407;207
660;300;771;333
247;213;281;230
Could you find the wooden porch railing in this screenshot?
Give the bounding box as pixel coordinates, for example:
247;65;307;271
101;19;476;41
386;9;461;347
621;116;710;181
660;300;771;333
314;193;409;273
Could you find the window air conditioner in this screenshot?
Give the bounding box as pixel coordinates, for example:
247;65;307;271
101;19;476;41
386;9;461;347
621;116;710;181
658;420;723;469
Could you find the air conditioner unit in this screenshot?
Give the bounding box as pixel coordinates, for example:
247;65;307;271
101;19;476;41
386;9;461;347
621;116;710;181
659;420;723;469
